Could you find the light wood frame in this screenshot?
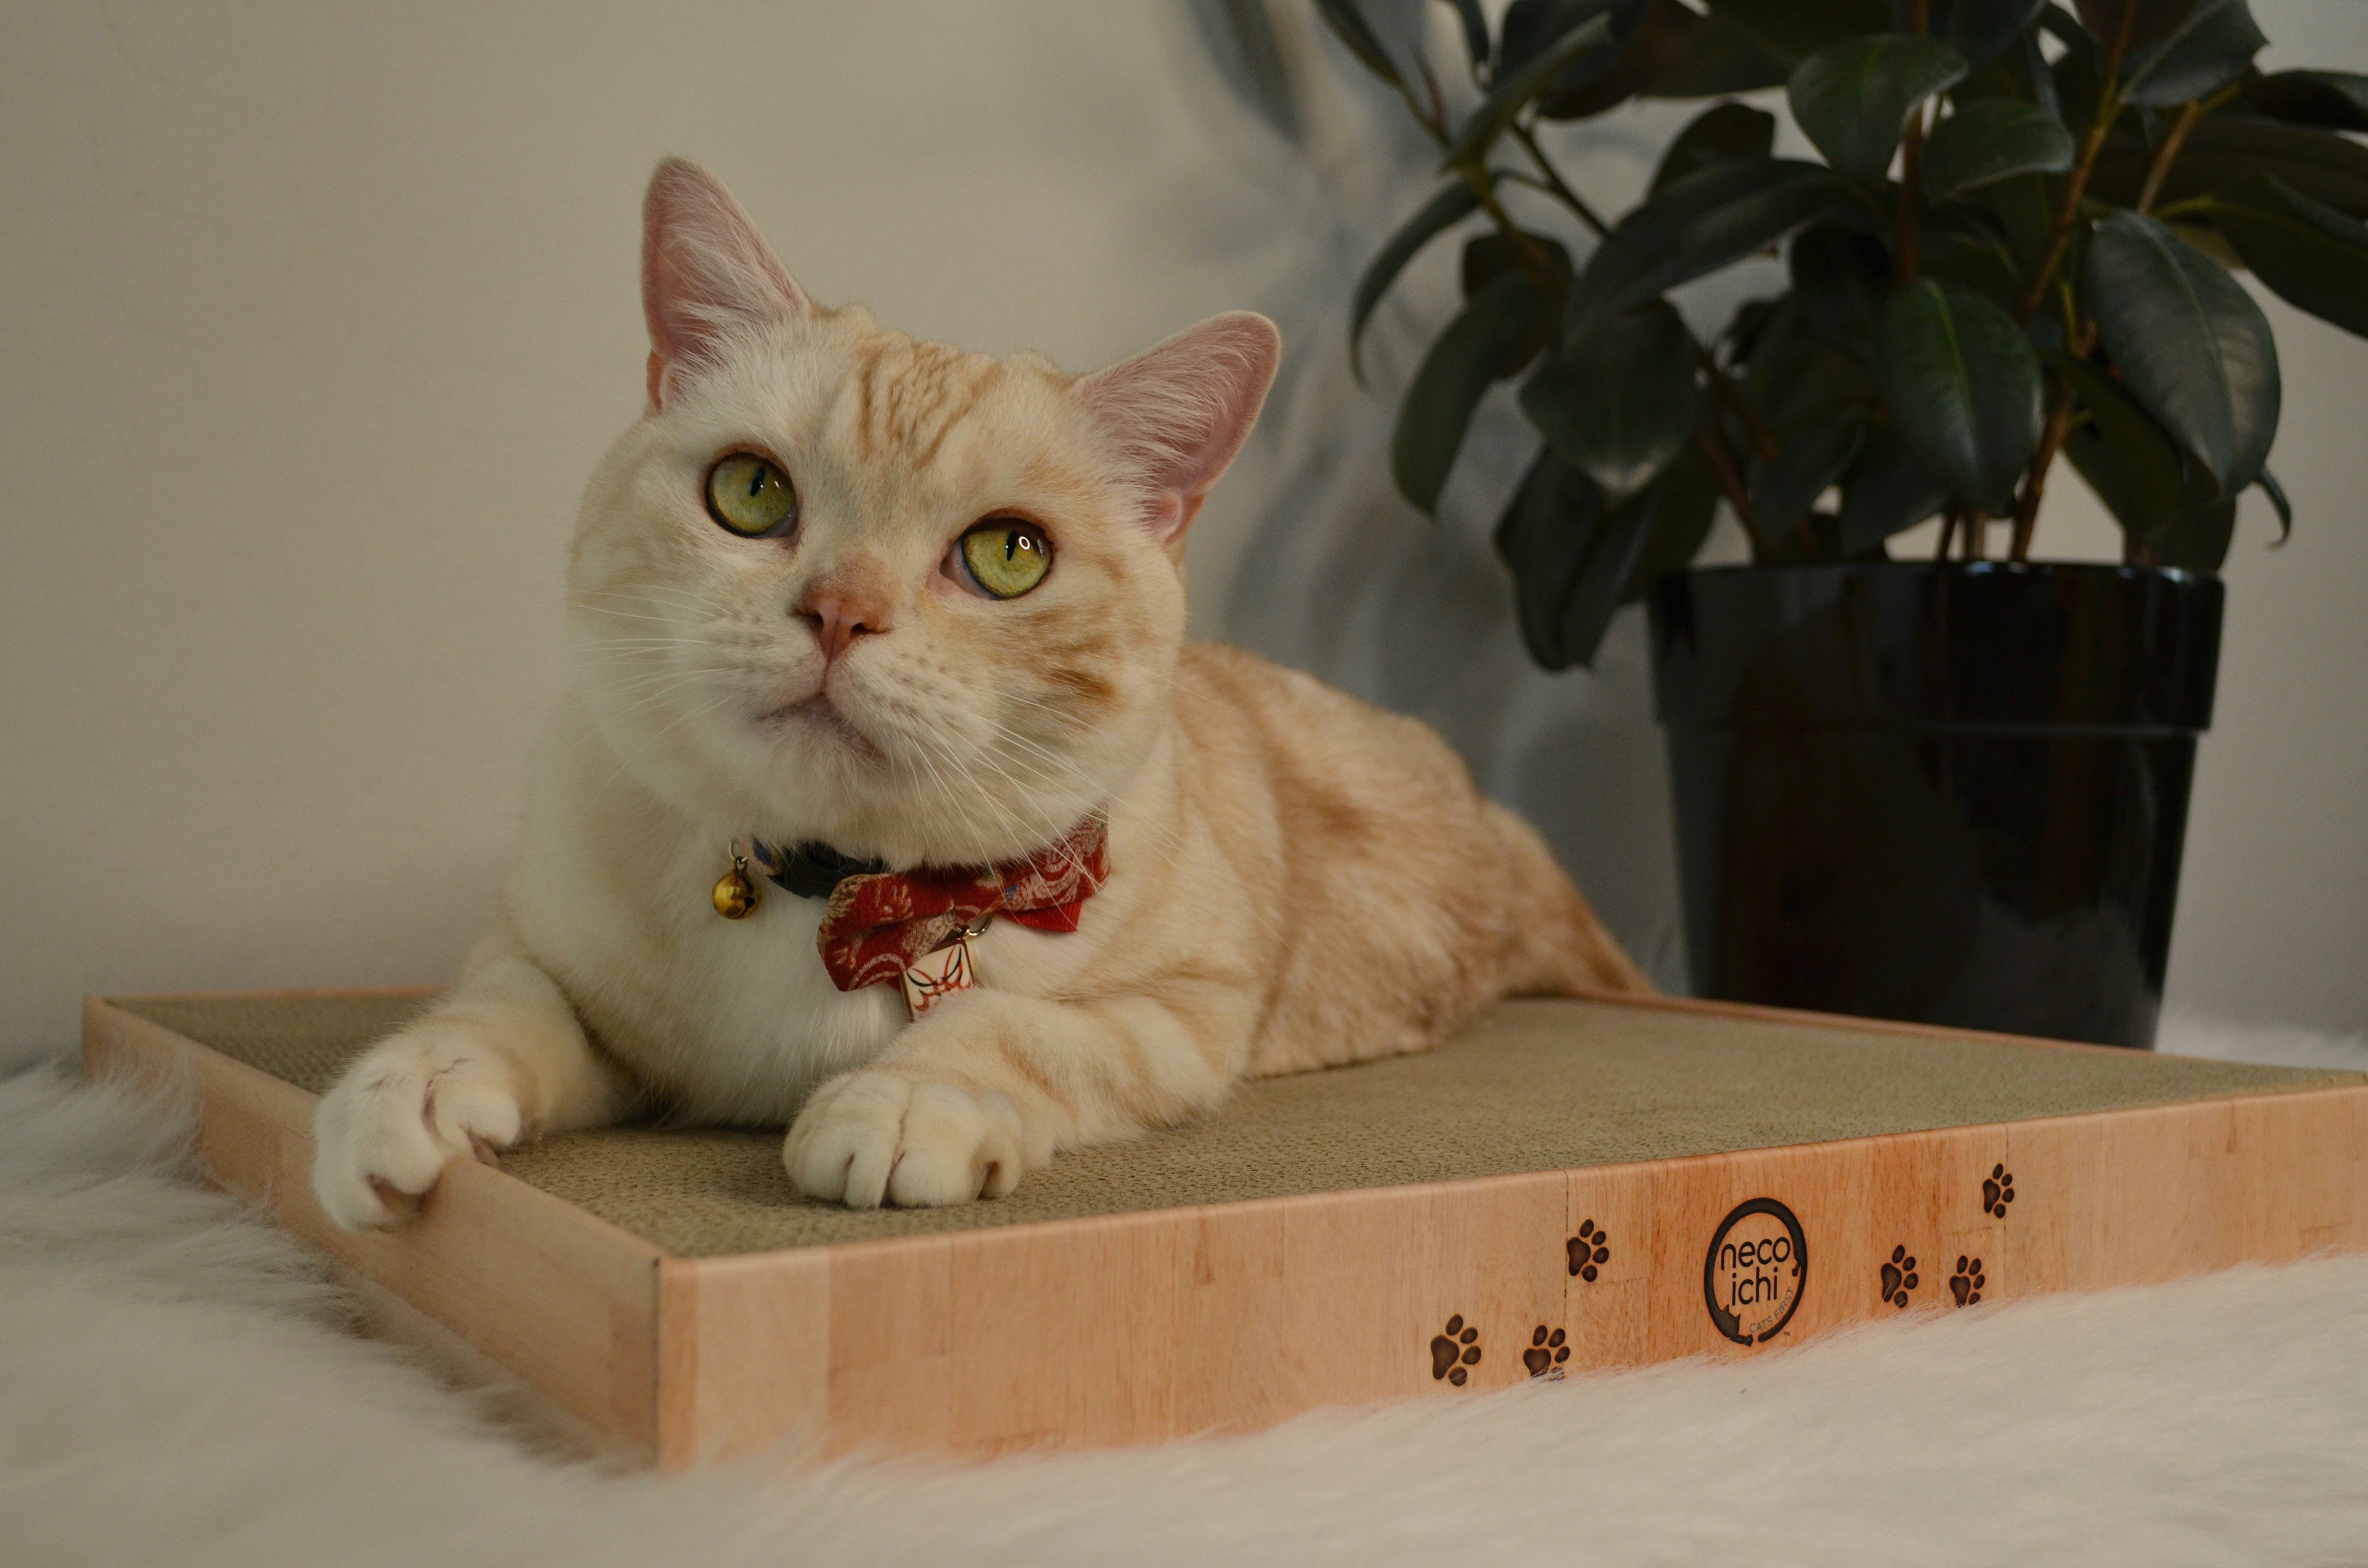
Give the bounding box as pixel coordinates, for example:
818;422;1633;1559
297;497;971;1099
82;990;2368;1468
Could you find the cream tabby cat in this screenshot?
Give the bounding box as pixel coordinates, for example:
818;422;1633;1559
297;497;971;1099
310;157;1647;1227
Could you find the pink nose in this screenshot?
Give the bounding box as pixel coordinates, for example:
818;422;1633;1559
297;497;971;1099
800;593;890;662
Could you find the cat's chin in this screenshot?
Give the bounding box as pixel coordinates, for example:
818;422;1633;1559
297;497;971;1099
756;694;885;764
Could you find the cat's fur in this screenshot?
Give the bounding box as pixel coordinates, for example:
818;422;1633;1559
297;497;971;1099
310;158;1648;1225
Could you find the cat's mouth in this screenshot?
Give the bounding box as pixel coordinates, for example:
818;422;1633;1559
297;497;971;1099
759;694;883;761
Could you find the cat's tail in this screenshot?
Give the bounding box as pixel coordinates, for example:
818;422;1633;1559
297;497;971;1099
1484;803;1656;998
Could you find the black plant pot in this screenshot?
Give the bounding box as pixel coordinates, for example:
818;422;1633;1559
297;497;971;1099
1647;562;2224;1050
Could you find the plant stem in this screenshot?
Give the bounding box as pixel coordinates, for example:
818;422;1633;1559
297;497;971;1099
2014;4;2142;321
1702;349;1780;461
1895;0;1929;287
2135;100;2205;214
1936;508;1961;559
1694;428;1761;550
1511;122;1611;238
2010;385;2072;560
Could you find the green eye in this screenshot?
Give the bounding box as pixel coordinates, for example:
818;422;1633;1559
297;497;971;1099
705;453;796;537
960;519;1053;599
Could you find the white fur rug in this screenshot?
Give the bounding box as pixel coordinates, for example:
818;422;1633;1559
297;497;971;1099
5;1010;2366;1567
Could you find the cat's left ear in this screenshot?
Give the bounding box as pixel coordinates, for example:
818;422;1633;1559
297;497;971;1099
1076;312;1280;547
642;157;812;409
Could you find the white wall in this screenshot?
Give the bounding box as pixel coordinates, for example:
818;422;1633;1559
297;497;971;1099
1;2;2360;1058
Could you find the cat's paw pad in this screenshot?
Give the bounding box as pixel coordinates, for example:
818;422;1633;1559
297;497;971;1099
311;1031;525;1231
1522;1325;1569;1379
1567;1218;1610;1281
1429;1314;1481;1385
785;1072;1025;1209
1881;1244;1920;1308
1950;1255;1986;1307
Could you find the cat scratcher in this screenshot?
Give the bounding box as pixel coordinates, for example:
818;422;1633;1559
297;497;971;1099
82;988;2368;1466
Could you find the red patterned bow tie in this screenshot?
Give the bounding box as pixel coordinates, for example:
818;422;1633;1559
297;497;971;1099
810;817;1109;992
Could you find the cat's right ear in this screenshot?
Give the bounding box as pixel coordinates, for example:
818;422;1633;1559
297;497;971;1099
641;157;810;409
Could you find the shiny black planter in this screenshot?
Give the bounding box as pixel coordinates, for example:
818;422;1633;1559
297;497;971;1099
1649;563;2224;1049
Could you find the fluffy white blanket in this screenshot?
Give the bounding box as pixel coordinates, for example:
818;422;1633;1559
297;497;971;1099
5;1011;2364;1567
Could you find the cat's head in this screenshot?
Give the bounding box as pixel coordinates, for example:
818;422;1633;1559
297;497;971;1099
569;158;1277;867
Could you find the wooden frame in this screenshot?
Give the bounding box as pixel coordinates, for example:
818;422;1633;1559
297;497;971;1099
82;990;2368;1468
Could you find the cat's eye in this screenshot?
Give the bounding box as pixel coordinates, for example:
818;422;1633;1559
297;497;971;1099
958;519;1054;600
705;453;798;538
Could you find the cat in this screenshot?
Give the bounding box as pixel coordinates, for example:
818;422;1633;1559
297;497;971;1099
310;156;1649;1226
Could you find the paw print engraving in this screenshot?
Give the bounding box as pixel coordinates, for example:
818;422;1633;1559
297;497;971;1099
1429;1314;1482;1385
1950;1256;1986;1306
1983;1165;2016;1219
1567;1219;1611;1282
1522;1326;1569;1379
1881;1244;1919;1308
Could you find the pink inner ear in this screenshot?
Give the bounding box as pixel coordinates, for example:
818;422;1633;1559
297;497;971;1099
642;157;809;406
1078;312;1281;544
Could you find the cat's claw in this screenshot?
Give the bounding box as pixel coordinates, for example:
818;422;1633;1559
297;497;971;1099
785;1072;1027;1208
311;1030;527;1231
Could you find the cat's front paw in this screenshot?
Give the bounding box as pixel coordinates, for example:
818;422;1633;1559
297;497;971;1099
311;1027;527;1231
785;1071;1028;1209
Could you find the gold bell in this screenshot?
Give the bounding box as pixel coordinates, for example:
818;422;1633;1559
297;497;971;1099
712;853;759;919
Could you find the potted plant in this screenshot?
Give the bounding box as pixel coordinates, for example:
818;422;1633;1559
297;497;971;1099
1318;0;2368;1047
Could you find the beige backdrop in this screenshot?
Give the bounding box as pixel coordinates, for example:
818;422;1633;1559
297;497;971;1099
2;2;2360;1057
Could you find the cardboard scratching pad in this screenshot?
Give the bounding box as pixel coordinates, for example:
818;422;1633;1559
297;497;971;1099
83;990;2368;1465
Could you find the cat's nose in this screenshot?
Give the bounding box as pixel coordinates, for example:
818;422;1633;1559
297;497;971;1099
799;591;891;662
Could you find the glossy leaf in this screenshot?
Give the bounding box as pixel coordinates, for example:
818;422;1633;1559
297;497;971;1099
1443;9;1617;167
1621;445;1720;604
1539;0;1706;119
1920;100;2076;200
2086;211;2280;492
2209;173;2368;339
1642;11;1788;96
1494;453;1661;669
2255;467;2292;543
1836;426;1952;552
1313;0;1402;84
1393;272;1548;514
2054;352;2192;533
1441;0;1491;70
1701;0;1889;66
1351;180;1486;382
1788;35;1969;184
1932;0;2047;69
2118;0;2265;109
1753;420;1866;541
1565;159;1851;342
2149;500;2238;572
1650;101;1777;195
1522;301;1701;499
2095;115;2368;221
2237;70;2368;132
1877;278;2044;512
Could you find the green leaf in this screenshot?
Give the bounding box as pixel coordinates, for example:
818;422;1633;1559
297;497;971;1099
2093;115;2368;221
2208;173;2368;339
1393;271;1548;514
1622;445;1721;603
1877;278;2044;512
1538;0;1708;120
1440;0;1491;70
1442;10;1617;167
1642;11;1788;96
1313;0;1403;85
1521;301;1701;499
2151;499;2237;572
2086;211;2280;492
1753;420;1866;540
1701;0;1889;66
1350;181;1485;383
1932;0;2047;69
2118;0;2265;109
1836;426;1952;551
2054;352;2192;530
1920;99;2076;200
1650;101;1777;195
1788;35;1970;184
1494;453;1661;669
2236;70;2368;132
1565;159;1851;342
